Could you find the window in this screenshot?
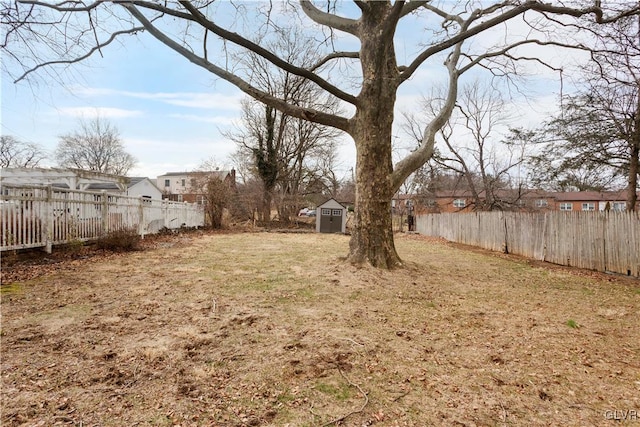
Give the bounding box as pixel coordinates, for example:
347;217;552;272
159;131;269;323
321;208;331;216
181;179;186;187
559;203;572;211
332;209;342;216
535;199;548;208
164;179;170;187
582;202;595;211
196;195;207;205
453;199;466;208
612;202;626;211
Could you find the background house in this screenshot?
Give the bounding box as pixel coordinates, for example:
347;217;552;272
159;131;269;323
549;190;632;212
86;177;163;200
1;167;162;199
157;169;236;204
399;189;639;214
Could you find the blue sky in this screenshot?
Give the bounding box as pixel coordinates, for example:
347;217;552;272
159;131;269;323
2;35;265;179
1;2;573;181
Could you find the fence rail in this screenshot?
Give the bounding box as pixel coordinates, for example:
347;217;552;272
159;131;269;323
1;184;204;252
416;211;640;278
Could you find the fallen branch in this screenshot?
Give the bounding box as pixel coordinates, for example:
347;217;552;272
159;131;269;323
322;368;369;426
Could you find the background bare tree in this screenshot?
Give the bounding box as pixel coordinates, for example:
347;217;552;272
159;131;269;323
3;1;638;267
405;81;529;211
0;135;47;168
56;116;136;176
527;91;636;194
528;14;639;210
190;158;237;229
225;28;341;223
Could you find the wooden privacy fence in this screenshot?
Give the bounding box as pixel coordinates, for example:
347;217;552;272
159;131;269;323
416;211;640;278
1;184;204;253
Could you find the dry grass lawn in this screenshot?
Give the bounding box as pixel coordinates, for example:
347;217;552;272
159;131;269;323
1;231;639;426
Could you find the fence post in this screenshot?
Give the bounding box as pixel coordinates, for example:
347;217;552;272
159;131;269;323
602;211;607;273
502;211;509;254
101;190;108;235
138;196;145;238
42;185;53;254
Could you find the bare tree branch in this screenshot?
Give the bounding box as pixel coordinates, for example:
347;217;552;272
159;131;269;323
457;39;589;75
299;0;358;36
13;26;144;83
399;1;624;83
178;1;358;106
392;42;462;191
122;3;351;133
400;1;428;18
308;50;359;72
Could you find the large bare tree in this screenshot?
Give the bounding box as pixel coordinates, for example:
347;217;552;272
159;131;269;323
3;1;638;267
56;116;136;176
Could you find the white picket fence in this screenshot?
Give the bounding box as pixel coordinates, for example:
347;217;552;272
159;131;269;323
416;211;640;278
1;184;204;252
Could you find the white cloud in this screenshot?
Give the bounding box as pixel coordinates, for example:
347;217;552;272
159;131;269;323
71;87;243;111
168;113;236;125
55;106;144;119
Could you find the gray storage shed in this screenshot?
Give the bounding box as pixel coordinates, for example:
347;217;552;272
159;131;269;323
316;198;347;234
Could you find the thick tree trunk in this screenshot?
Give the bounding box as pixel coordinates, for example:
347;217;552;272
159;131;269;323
348;114;401;269
346;3;402;269
261;190;272;222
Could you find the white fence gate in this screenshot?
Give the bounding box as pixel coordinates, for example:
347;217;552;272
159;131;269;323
1;184;204;252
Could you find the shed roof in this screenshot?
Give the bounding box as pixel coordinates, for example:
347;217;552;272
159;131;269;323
318;198;347;209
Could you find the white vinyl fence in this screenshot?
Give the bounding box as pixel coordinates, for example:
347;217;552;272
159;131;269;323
416;211;640;278
1;184;204;252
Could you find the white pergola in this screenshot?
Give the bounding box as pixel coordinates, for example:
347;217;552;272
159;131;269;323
0;167;129;191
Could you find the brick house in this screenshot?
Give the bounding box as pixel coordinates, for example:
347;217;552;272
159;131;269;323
397;189;639;214
549;190;633;212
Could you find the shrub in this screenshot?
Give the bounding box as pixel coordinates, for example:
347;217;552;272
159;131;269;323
96;228;141;252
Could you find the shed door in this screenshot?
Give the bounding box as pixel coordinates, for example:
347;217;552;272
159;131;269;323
320;208;343;233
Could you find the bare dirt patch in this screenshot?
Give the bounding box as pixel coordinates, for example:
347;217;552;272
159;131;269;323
2;232;639;426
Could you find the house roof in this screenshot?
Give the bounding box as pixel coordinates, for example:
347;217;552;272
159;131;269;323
549;190;631;202
86;177;155;191
159;170;234;179
158;172;192;177
399;189;637;203
1;167;129;191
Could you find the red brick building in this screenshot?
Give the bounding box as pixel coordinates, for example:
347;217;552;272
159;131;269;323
394;190;639;214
